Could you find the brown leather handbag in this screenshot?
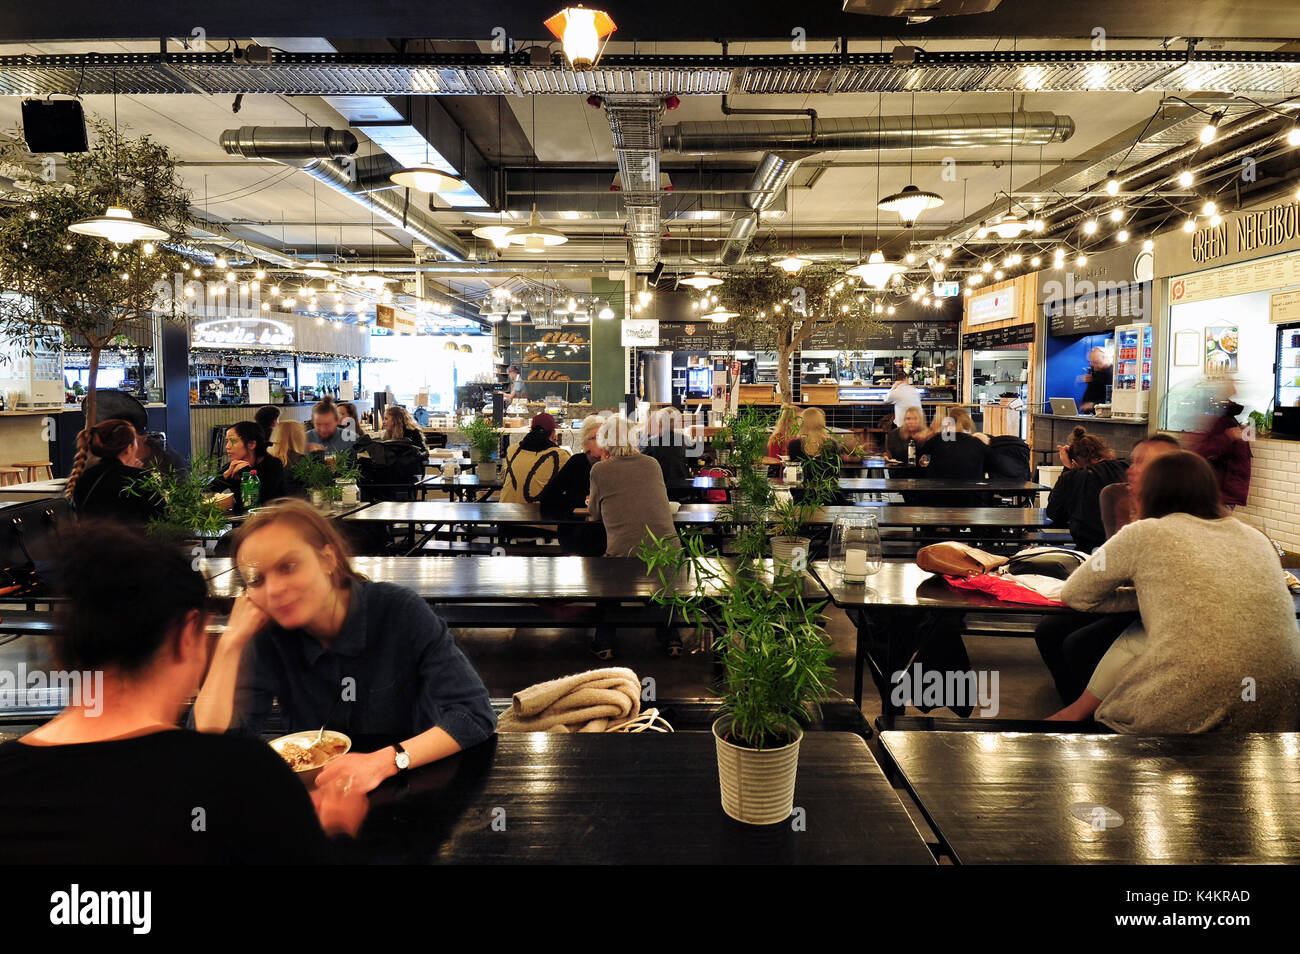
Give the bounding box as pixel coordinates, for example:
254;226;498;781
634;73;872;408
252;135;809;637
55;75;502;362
916;542;1008;577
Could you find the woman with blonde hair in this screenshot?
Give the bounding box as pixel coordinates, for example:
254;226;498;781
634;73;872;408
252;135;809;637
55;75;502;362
767;405;800;458
270;420;310;498
382;404;427;450
193;498;496;793
787;406;837;462
886;406;931;465
588;415;680;659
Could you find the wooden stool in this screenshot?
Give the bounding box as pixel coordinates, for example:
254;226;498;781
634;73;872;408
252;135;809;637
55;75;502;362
11;460;53;483
0;467;23;487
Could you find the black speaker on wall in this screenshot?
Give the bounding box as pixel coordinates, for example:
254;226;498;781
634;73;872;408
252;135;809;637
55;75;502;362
21;99;89;154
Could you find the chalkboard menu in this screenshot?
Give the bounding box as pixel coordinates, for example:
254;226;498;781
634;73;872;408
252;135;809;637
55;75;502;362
962;323;1035;350
654;320;958;353
1045;282;1151;337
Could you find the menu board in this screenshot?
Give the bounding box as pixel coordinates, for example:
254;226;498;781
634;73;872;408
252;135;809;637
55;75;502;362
1170;254;1300;305
653;321;957;353
1046;282;1151;337
962;323;1035;350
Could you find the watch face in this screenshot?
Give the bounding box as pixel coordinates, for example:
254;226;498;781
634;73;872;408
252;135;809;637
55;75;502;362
395;750;411;770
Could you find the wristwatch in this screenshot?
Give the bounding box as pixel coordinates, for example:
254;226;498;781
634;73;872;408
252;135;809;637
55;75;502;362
392;742;411;772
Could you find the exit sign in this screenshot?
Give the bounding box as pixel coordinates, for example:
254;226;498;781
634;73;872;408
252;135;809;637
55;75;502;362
933;281;961;298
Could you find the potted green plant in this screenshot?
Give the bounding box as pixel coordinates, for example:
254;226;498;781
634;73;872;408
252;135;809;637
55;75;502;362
638;524;835;825
639;410;835;825
464;417;503;481
292;453;338;508
331;452;363;507
122;456;231;547
769;452;840;573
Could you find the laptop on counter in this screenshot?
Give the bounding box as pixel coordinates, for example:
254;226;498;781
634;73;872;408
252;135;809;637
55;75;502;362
1049;397;1080;416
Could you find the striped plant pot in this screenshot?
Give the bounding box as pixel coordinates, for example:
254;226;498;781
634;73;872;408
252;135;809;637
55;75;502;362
770;536;811;574
712;716;803;825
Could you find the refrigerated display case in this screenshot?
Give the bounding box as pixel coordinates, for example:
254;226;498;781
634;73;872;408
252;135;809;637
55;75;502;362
1112;322;1152;418
1274;323;1300;438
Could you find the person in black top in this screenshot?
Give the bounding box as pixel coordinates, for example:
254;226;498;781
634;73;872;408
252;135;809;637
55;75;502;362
539;415;609;555
70;419;164;524
639;407;694;502
0;522;365;863
914;416;991;506
1047;426;1128;551
213;421;287;512
1079;346;1114;413
255;404;281;444
380;405;427;451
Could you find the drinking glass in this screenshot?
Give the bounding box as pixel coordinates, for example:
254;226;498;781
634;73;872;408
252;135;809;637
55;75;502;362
827;514;882;583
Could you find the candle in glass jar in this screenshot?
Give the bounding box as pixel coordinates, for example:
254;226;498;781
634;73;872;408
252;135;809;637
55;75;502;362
844;548;868;582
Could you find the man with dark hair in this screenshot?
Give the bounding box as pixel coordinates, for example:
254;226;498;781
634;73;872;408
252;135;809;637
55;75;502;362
884;372;922;427
507;364;528;399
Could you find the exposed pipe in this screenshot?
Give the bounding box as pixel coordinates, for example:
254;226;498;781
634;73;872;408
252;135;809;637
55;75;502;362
220;126;470;262
662;112;1076;155
721;152;810;267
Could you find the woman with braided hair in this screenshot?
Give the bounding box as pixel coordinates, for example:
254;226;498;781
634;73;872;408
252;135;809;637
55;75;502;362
69;419;164;525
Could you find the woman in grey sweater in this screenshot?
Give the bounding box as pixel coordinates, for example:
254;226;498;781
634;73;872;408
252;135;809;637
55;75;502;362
1051;452;1300;733
587;415;680;659
588;417;679;559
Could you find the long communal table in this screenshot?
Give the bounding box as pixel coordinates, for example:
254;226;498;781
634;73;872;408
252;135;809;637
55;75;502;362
810;560;1071;718
343;500;1063;556
879;730;1300;864
685;476;1045;506
353;732;936;864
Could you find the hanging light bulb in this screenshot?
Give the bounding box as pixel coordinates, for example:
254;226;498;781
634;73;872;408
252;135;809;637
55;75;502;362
1209;213;1222;227
391;163;464;193
1184;217;1197;232
774;252;810;274
1030;256;1042;267
1108;208;1124;223
1199;111;1223;143
1075;254;1087;266
506;204;568;251
67;206;168;243
1117;229;1129;243
472;225;515;250
1201;199;1217;216
544;5;617;71
1143;239;1154;251
878;184;944;227
1177;169;1195;188
981;261;993;273
1083;220;1098;235
845;250;906;289
598;304;615;320
1105;174;1120;196
679;271;723;289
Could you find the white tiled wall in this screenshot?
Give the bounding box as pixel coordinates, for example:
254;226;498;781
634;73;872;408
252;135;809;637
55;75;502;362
1236;438;1300;553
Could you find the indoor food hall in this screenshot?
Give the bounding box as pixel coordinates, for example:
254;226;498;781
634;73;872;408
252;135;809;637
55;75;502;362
0;0;1297;921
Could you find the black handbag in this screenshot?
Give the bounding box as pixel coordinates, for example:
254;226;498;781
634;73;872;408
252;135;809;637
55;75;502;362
1002;545;1087;580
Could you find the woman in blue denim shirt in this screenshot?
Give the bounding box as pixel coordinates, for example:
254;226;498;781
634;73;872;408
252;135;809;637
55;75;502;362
194;500;496;794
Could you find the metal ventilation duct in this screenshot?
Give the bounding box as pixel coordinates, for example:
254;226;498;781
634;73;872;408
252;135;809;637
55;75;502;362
605;97;664;270
721;153;809;267
662;112;1075;155
220;126;469;262
705;113;1075;266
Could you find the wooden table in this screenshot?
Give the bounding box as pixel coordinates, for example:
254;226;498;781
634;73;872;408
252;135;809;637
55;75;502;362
811;560;1071;718
416;474;501;501
683;476;1046;506
345;500;1062;554
201;554;828;609
354;732;936;864
879;731;1300;864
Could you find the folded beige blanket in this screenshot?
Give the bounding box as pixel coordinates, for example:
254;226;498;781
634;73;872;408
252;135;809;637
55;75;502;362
496;667;642;733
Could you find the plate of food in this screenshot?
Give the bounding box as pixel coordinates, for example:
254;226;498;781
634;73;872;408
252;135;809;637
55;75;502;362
269;730;351;780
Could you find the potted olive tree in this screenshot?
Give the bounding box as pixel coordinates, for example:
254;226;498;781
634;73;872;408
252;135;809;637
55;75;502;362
464;417;503;481
639;407;835;825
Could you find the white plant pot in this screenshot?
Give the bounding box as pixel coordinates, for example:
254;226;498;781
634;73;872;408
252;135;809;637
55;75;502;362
338;482;360;507
310;489;328;508
770;535;811;572
712;715;803;825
